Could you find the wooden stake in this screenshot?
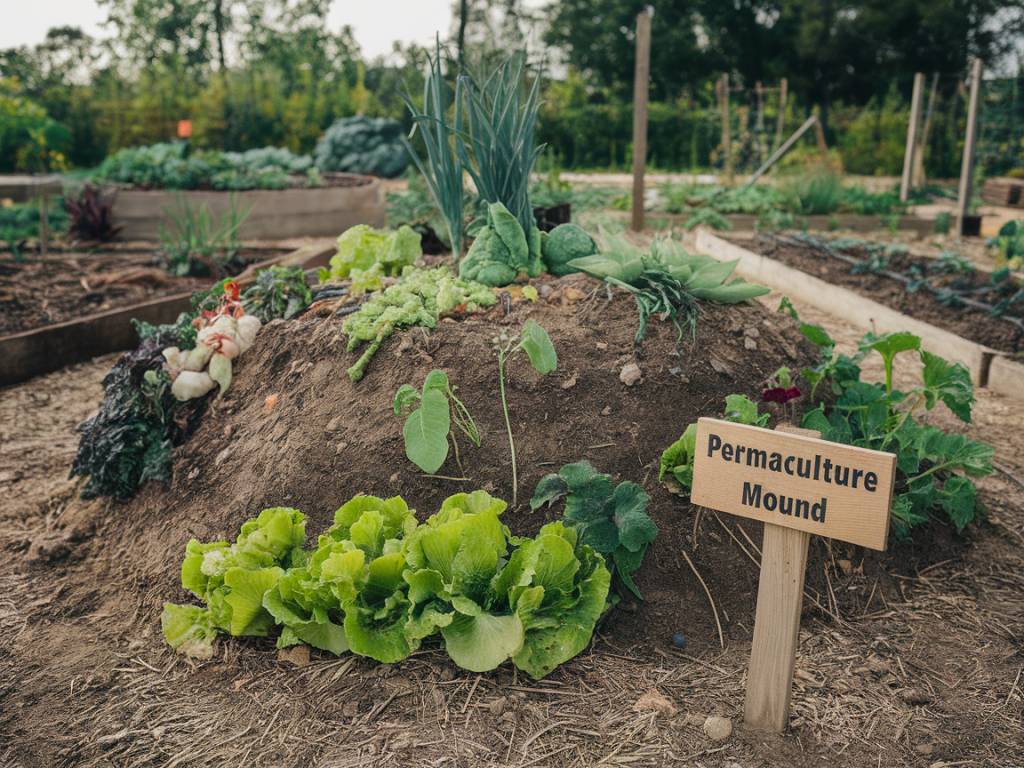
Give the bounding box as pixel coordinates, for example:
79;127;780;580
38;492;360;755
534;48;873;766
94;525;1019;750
913;73;940;188
743;424;819;733
774;78;788;151
630;8;652;232
720;74;733;184
956;59;983;237
900;73;925;203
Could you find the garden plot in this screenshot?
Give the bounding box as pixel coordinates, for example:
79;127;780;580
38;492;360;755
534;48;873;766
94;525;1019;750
0;285;1022;768
739;233;1023;355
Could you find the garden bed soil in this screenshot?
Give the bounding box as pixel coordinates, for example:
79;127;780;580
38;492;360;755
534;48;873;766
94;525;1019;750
738;233;1024;355
0;250;274;336
2;281;1022;767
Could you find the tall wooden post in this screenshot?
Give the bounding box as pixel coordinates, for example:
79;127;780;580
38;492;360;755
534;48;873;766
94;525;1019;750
719;74;733;183
956;59;983;237
775;78;788;151
900;73;925;203
630;7;652;232
913;73;940;187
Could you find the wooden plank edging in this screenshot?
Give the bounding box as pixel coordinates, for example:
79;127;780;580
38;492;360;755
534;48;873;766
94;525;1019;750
694;229;1000;391
986;355;1024;400
0;241;335;388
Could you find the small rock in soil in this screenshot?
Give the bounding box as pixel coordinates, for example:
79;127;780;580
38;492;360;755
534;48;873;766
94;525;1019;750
709;355;733;375
744;337;758;351
596;341;608;350
264;393;279;412
744;326;760;339
561;374;578;390
915;742;935;756
601;406;612;416
619;363;642;386
634;689;677;717
703;715;733;741
488;696;507;716
214;447;232;466
326;415;343;432
278;645;310;667
901;688;932;706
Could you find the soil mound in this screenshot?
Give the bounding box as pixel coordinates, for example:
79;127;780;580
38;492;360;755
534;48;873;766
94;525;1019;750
71;273;819;653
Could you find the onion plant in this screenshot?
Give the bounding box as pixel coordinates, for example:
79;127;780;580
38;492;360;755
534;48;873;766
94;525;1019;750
457;52;544;238
402;41;465;257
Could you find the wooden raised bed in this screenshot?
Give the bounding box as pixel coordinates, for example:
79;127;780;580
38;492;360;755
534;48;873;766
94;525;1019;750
616;211;947;236
0;241;334;387
112;173;385;241
695;229;1022;398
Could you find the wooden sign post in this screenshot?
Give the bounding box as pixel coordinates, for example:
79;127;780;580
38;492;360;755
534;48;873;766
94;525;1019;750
690;418;896;732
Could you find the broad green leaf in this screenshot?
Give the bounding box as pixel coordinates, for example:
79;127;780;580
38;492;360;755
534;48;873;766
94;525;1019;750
263;584;348;655
920;350;974;422
612;546;645;600
939;475;978;531
799;322;834;349
422;369;450;394
343;597;414;663
659;423;697;484
441;612;524;672
162;603;218;660
519;320;557;374
530;473;569;510
223;566;284;636
723;394;768;426
403;387;451;473
612;482;657;552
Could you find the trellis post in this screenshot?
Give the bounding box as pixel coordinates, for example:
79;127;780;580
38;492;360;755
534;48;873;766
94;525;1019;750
630;7;653;232
900;73;925;203
956;59;983;237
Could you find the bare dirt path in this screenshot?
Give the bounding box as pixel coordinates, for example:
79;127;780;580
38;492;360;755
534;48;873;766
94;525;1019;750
0;293;1021;767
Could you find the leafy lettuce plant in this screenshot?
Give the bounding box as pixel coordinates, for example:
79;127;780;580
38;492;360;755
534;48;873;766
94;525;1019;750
659;394;768;494
321;224;422;294
495;320;557;506
531;462;657;600
163;491;611;679
394;369;481;474
161;507;307;659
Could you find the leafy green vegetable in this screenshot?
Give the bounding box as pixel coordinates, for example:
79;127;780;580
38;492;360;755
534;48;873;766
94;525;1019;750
791;308;991;536
322;224;422;292
71;323;207;499
495;320;558;506
460;201;543;286
570;235;769;346
531;461;656;600
393;369;481;474
342;266;497;381
313;115;409;178
164;491;611;679
540;223;598;276
241;265;313;322
659;394;767;494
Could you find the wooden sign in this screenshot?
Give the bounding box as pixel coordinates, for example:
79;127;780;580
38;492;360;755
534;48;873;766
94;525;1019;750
692;418;895;550
689;418;896;733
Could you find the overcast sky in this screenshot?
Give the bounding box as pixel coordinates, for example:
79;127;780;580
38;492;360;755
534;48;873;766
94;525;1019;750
0;0;454;58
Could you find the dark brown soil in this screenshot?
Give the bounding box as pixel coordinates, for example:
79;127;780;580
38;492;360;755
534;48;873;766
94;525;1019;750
742;233;1024;354
2;278;1022;767
0;250;270;335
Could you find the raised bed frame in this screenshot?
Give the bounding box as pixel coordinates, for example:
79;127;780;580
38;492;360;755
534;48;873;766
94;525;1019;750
695;229;1024;401
111;173;385;241
0;241;335;387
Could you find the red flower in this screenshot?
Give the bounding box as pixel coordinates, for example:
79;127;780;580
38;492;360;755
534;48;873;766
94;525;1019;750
762;386;802;404
223;280;241;302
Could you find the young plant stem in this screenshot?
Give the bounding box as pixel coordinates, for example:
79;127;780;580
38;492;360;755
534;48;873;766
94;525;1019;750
497;344;518;507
